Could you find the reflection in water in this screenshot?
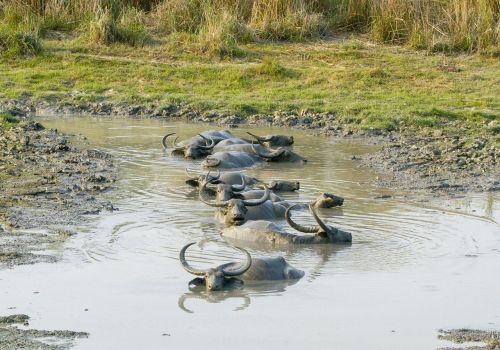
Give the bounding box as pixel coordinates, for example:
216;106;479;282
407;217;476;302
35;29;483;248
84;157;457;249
14;117;497;350
37;117;499;273
178;279;301;314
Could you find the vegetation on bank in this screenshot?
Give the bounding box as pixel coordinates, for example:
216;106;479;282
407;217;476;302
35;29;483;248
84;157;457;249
0;0;498;58
0;1;498;139
0;37;498;137
0;111;19;128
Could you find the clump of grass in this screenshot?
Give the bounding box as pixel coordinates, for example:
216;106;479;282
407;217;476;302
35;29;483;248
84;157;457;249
0;111;20;129
0;3;42;57
0;29;43;57
153;0;205;34
253;57;293;78
249;0;327;41
198;6;252;58
85;6;149;46
330;0;499;54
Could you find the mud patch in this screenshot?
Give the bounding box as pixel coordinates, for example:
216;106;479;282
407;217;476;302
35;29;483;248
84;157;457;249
438;329;500;350
0;120;116;266
0;314;88;350
361;133;498;196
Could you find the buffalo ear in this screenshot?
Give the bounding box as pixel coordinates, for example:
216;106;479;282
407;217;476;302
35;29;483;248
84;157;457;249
188;277;205;290
233;193;244;199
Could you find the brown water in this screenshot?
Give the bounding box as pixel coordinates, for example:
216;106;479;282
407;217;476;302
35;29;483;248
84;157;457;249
1;117;499;349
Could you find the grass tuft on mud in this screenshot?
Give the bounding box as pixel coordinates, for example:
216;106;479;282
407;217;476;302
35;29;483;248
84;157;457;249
0;111;19;129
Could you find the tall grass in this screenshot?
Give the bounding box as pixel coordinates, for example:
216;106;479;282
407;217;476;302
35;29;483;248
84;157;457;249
0;0;498;55
0;2;42;56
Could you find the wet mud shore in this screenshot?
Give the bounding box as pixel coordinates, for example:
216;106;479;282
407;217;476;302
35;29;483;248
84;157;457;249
0;314;88;350
0;118;116;267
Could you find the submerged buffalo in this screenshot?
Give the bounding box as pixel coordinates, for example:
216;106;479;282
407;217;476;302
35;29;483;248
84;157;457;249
185;169;300;193
221;203;352;245
252;144;307;163
162;130;233;159
209;178;284;203
262;180;300;192
199;181;288;225
201;151;262;169
311;193;344;208
180;242;304;291
185;169;258;188
211;137;255;153
247;132;294;147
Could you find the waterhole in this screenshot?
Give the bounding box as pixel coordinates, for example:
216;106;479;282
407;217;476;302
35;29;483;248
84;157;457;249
1;117;499;349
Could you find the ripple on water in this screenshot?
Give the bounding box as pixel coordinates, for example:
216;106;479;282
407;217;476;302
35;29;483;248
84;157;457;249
47;120;497;278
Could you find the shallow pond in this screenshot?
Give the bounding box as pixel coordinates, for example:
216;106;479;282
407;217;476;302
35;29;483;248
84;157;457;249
1;117;499;349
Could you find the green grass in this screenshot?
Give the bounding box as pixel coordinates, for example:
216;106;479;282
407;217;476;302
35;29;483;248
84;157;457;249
0;36;498;135
0;111;20;129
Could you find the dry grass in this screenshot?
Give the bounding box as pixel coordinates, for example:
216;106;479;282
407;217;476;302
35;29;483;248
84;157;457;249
0;0;498;56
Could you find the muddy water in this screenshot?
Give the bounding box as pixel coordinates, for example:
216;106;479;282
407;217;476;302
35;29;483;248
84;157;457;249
1;117;499;349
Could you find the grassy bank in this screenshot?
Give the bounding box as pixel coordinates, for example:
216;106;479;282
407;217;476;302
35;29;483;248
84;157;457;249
0;35;498;138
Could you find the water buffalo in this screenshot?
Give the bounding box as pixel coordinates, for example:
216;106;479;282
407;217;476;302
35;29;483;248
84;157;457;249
221;203;352;245
162;133;215;159
207;175;284;203
252;144;307;163
212;137;254;153
185;169;258;188
185;170;300;194
199;181;288;225
162;130;233;159
285;203;352;242
311;193;344;208
212;143;275;156
180;242;304;291
263;180;300;192
201;151;262;169
247;132;294;147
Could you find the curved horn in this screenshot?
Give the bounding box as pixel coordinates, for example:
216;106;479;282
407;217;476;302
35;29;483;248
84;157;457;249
204;169;220;182
199;181;228;207
203;157;221;168
179;242;207;276
197;134;215;150
252;143;285;159
173;136;184;150
242;182;269;206
221;246;252;277
162;133;175;149
285;204;319;233
185;167;198;180
231;174;246;192
246;131;272;142
309;203;330;232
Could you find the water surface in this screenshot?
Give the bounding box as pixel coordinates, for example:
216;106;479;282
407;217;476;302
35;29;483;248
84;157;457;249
1;117;499;349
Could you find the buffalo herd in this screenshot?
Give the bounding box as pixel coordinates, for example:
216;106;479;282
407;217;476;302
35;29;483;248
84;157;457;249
164;129;351;291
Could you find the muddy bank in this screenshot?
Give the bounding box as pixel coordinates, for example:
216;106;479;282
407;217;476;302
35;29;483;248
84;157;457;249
0;119;116;267
438;329;500;350
1;98;498;196
360;132;498;195
0;314;88;350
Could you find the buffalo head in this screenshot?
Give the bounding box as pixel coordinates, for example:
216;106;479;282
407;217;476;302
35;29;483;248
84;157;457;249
180;242;252;291
199;180;270;225
162;133;215;159
246;132;294;147
285;203;352;243
252;144;306;163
